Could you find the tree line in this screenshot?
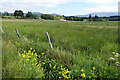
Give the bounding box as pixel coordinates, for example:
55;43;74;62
1;10;120;21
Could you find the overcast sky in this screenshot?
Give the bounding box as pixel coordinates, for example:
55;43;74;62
0;0;119;16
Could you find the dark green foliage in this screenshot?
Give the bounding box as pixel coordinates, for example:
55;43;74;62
26;12;33;18
32;14;38;19
14;10;24;18
41;14;54;20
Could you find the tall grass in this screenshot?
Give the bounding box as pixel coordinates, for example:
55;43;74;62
2;19;119;79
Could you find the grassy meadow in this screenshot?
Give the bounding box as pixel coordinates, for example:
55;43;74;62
2;19;120;79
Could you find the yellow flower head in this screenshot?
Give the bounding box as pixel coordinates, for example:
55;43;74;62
28;56;31;58
28;50;31;53
23;55;25;58
35;53;38;56
24;51;26;53
62;73;65;76
59;77;61;79
66;71;69;73
93;67;95;70
34;58;37;61
58;72;61;74
81;69;83;72
42;62;45;64
41;53;45;55
30;48;32;50
81;73;85;77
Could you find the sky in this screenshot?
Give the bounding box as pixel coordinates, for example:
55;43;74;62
0;0;119;16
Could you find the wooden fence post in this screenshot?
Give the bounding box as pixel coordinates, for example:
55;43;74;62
0;26;4;33
15;28;21;40
45;32;53;50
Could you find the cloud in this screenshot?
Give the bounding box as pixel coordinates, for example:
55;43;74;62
0;0;68;12
84;5;118;13
85;0;119;4
0;0;119;14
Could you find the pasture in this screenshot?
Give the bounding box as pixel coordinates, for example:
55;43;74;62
2;19;119;79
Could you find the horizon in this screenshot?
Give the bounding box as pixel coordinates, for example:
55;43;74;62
0;0;119;16
1;11;118;16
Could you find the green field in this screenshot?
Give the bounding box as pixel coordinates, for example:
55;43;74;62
2;19;120;79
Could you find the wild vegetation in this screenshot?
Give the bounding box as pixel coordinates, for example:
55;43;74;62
2;19;120;79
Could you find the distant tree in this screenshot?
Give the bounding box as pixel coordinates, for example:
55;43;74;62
0;12;1;16
70;17;74;21
89;14;92;21
26;12;33;18
89;14;91;19
65;16;70;20
19;10;24;18
41;14;54;20
14;10;18;17
32;14;38;19
95;15;98;19
3;11;9;16
14;10;24;18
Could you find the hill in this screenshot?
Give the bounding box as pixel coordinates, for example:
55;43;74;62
76;12;118;17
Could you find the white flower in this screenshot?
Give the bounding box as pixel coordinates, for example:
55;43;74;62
115;62;120;66
110;57;115;60
112;52;115;55
116;62;119;64
115;55;119;58
115;53;119;56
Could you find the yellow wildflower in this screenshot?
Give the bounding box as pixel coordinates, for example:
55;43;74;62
59;77;61;79
23;55;25;58
30;48;32;50
26;53;29;55
53;65;56;68
41;53;45;55
32;52;33;56
42;62;45;64
34;58;37;61
93;67;95;70
81;69;83;72
35;53;38;56
33;50;35;52
66;71;69;73
62;73;65;77
66;77;68;79
58;72;61;74
35;63;37;65
81;73;85;77
66;69;69;73
24;51;26;53
28;56;31;58
28;50;31;53
62;73;68;78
